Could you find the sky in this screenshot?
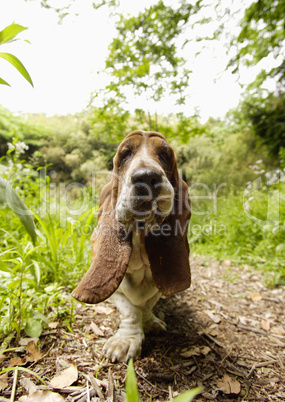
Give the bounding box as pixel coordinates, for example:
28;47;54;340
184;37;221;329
0;0;258;121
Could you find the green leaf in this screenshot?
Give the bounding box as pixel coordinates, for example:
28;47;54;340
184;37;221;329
124;359;139;402
24;318;42;338
0;77;10;86
173;387;202;401
0;52;33;87
30;260;41;287
0;177;37;244
0;23;27;45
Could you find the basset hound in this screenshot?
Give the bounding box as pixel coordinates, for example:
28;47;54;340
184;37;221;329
71;130;191;362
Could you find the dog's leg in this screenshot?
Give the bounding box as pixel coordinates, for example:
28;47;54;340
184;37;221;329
103;292;145;362
142;293;166;334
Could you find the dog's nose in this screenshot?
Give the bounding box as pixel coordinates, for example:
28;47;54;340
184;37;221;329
131;168;162;198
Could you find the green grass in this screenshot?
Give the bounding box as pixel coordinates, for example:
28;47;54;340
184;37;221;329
189;183;285;285
0;141;98;339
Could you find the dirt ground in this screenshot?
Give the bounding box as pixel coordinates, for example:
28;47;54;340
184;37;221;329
1;256;285;401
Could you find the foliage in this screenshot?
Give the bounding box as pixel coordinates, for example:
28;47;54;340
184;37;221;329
102;0;202;105
229;0;285;88
174;126;273;190
242;92;285;156
0;176;37;244
190;179;285;286
28;0;120;21
124;359;139;402
0;106;50;156
0;22;33;87
89;104;130;144
0;141;97;339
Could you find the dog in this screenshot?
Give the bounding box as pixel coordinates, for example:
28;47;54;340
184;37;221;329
71;130;191;362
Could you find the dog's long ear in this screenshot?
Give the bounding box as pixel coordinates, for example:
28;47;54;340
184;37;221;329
71;179;132;304
145;159;191;297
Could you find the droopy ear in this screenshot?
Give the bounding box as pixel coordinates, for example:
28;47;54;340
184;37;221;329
71;181;132;304
145;172;191;297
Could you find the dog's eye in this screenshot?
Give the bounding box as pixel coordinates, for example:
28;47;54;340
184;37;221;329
159;151;170;162
121;149;132;162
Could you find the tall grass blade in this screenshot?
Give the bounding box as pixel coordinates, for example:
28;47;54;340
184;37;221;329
0;177;37;244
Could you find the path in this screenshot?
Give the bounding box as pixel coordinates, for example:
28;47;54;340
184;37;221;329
1;257;284;401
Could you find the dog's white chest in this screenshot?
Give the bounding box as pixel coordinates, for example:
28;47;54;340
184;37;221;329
117;231;159;307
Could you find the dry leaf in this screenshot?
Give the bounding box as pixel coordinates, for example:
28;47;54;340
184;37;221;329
26;341;42;363
239;316;249;325
217;374;241;394
9;356;25;366
181;346;211;358
203;324;219;337
248;292;262;301
205;310;221;324
90;322;104;336
260;319;271;331
94;305;113;314
48;322;60;329
213;281;223;288
0;354;7;364
56;358;71;370
19;337;39;346
50;363;78;389
21;378;37;395
0;373;8;391
208;327;219;337
18;390;64;401
200;346;211;355
271;326;285;335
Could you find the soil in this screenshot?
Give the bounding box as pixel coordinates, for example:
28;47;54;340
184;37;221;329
1;256;285;401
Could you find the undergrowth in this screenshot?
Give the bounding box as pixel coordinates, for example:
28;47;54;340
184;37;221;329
190;176;285;285
0;140;97;339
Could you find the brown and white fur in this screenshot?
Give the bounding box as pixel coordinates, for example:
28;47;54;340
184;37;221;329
72;131;191;362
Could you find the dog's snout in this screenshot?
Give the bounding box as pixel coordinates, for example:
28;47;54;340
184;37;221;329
131;168;162;195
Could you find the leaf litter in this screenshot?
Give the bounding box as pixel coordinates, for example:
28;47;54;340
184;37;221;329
0;256;284;401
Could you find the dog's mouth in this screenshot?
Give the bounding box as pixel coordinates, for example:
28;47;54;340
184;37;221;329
140;198;153;210
132;197;156;219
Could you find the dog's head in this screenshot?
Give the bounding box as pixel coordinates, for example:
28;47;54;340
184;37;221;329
113;131;177;228
71;131;191;304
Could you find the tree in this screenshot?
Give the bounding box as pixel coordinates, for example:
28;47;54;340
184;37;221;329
89;0;206;135
26;0;119;21
227;1;285;160
243;92;285;156
229;0;285;89
102;0;203;106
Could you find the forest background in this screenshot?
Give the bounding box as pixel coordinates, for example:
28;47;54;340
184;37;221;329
0;0;284;341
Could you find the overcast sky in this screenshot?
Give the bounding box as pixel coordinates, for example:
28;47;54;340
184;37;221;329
0;0;258;121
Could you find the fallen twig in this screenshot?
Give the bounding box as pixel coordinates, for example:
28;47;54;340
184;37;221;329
10;368;18;402
247;359;278;379
106;368;115;402
202;332;226;349
168;386;173;401
237;325;267;336
87;371;104;400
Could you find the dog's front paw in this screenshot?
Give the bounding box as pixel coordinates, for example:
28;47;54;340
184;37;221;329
103;333;143;362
